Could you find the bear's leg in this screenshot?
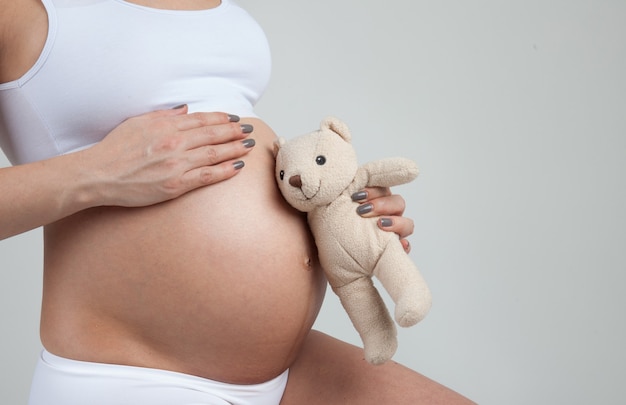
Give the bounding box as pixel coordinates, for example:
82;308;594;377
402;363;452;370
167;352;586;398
332;276;397;365
373;241;432;327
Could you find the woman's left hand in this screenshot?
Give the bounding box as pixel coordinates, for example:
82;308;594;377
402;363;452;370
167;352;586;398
352;187;414;253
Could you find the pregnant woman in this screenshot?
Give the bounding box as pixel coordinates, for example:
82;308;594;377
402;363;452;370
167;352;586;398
0;0;474;403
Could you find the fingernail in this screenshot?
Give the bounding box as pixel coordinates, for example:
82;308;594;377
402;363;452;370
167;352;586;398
380;218;393;227
241;124;254;134
356;203;373;215
242;139;256;148
228;114;240;122
233;160;245;170
351;191;368;201
172;104;187;109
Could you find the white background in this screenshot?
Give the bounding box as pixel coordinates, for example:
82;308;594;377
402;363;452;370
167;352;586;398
1;0;625;403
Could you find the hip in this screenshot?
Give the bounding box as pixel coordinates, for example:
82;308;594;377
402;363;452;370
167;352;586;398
29;349;289;405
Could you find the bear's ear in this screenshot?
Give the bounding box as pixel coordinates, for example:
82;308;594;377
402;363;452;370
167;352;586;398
273;137;286;158
321;116;352;143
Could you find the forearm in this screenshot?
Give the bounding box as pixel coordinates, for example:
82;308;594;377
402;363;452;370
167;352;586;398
0;152;96;240
0;109;255;240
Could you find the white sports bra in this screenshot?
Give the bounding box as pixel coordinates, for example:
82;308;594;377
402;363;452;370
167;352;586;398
0;0;271;165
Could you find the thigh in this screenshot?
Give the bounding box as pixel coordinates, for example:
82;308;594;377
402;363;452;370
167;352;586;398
280;330;475;405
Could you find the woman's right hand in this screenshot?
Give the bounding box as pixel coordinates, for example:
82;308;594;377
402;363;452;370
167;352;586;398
80;105;255;207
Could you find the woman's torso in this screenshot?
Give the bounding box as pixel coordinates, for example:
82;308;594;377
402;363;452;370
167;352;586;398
0;0;326;384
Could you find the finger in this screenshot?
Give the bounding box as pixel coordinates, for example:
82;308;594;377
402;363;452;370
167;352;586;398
147;103;189;118
181;158;247;191
378;216;415;239
351;186;391;202
400;239;411;254
355;194;406;218
174;111;238;131
187;138;256;168
183;121;254;150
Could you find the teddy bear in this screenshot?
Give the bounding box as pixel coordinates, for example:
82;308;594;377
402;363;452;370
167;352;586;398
273;116;432;364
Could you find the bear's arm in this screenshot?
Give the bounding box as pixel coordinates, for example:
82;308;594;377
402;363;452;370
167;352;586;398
354;158;419;189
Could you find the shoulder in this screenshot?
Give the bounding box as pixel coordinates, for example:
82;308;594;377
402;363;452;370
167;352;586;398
0;0;46;45
0;0;48;83
0;0;30;28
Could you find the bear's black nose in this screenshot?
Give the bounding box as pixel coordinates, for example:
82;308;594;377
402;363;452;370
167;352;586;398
289;175;302;188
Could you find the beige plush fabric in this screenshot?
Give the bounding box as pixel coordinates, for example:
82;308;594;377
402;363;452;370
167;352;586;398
274;117;432;364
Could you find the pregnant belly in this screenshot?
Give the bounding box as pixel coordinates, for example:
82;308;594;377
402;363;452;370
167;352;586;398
40;119;327;383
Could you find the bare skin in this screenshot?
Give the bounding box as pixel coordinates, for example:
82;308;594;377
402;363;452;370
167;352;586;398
282;330;473;405
0;0;474;403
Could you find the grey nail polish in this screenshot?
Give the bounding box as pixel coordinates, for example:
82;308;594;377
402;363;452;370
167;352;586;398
228;114;240;122
351;191;368;201
356;203;373;215
241;124;254;134
233;160;245;170
242;139;256;148
380;218;393;227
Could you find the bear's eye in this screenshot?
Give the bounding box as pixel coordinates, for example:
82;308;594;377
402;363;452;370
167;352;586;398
315;156;326;165
279;170;285;180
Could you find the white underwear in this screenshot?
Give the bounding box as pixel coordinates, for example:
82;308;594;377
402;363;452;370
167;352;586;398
28;350;289;405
